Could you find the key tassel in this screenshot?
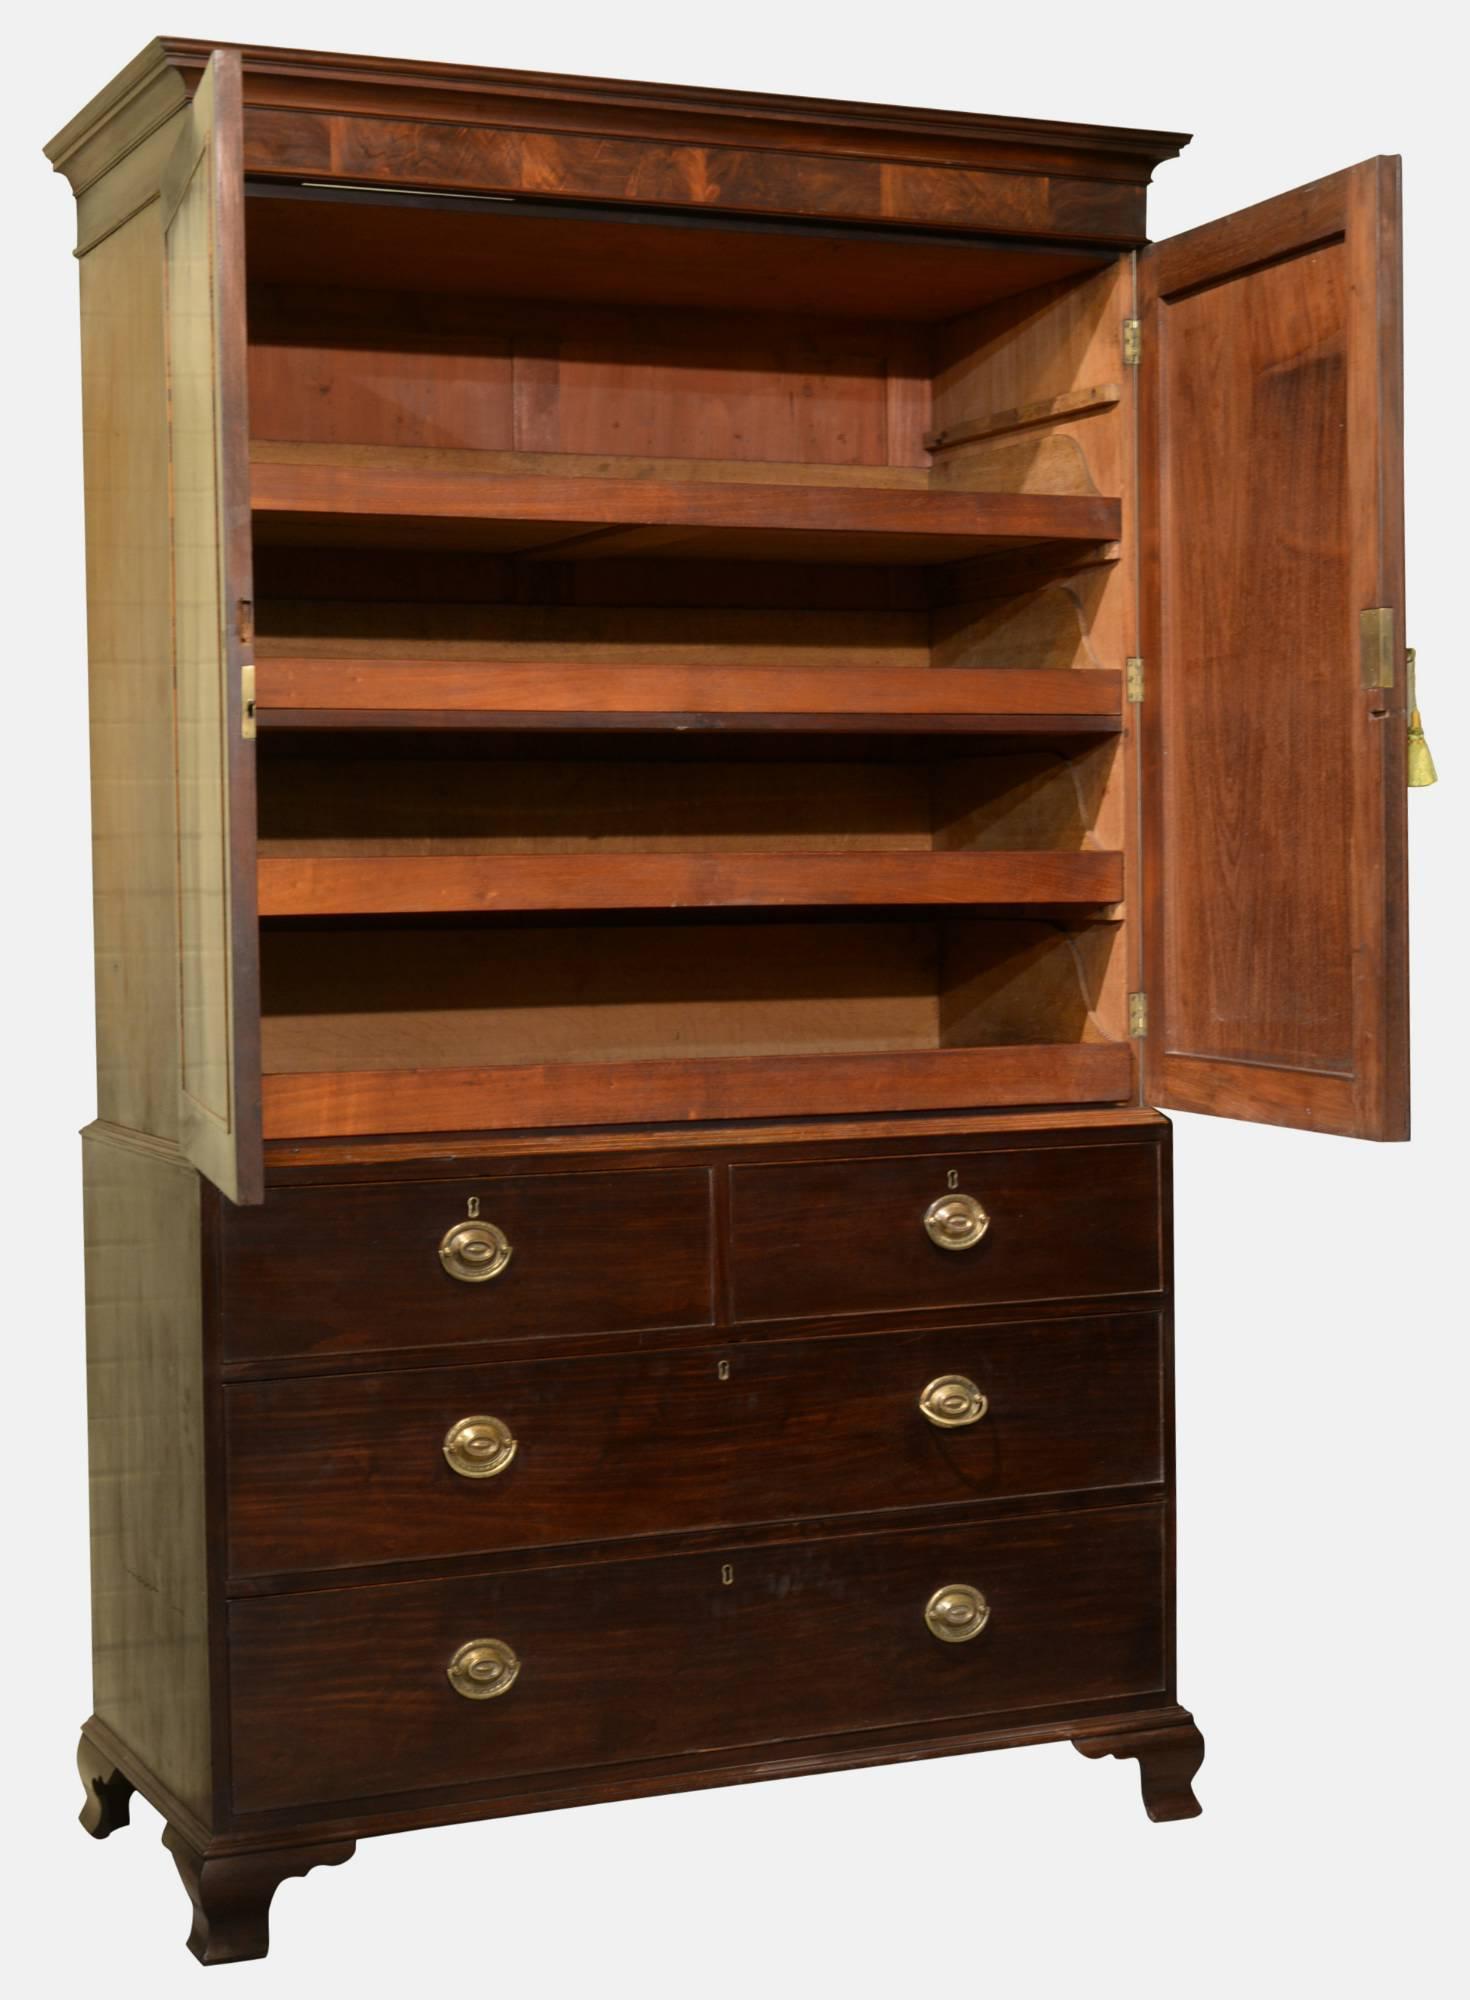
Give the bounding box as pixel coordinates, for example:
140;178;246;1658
1405;649;1438;788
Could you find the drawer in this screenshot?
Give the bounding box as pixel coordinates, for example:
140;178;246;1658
229;1504;1166;1812
226;1315;1164;1577
220;1168;714;1362
729;1141;1163;1323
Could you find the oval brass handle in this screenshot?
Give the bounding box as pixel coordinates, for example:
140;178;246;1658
439;1219;513;1284
919;1375;989;1429
924;1584;991;1644
443;1414;518;1480
447;1638;520;1701
923;1193;990;1252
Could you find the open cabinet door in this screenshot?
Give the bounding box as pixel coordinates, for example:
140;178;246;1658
160;50;262;1201
1139;158;1409;1139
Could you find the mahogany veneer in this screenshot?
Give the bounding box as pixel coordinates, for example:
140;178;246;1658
250;442;1122;564
48;33;1414;1966
253;661;1125;732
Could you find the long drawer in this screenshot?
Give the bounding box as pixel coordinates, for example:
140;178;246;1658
219;1167;715;1362
728;1140;1163;1323
229;1504;1167;1813
226;1314;1165;1577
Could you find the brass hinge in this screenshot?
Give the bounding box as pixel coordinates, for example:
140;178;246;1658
1128;992;1149;1038
1125;656;1145;703
1359;606;1395;688
241;661;257;741
1122;318;1142;366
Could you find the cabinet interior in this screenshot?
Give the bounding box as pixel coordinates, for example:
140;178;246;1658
246;185;1137;1138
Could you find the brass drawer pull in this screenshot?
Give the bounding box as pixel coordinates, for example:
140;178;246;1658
447;1638;520;1701
923;1192;990;1251
924;1584;991;1643
443;1414;518;1480
439;1219;513;1284
919;1375;989;1429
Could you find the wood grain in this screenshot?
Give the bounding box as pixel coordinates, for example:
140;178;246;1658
245;186;1119;321
241;110;1151;245
1074;1712;1203;1821
258;917;1123;1075
77;201;181;1141
254;661;1123;728
249;441;1122;564
728;1138;1162;1322
82;1129;212;1818
225;1314;1164;1575
261;1105;1166;1171
161;51;263;1202
256;850;1123;916
260;1043;1132;1139
218;1166;715;1363
164;1826;356;1964
1139;159;1408;1138
48;41;1188;221
227;1505;1167;1812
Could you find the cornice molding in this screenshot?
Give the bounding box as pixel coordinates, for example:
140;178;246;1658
46;37;1190;197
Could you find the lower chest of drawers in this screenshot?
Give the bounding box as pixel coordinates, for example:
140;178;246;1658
214;1120;1173;1825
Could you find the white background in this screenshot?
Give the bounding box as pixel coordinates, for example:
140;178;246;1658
3;2;1463;1992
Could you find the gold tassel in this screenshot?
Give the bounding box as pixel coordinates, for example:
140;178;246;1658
1405;648;1438;788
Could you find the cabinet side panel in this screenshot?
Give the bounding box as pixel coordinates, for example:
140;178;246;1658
80;206;179;1139
83;1134;211;1817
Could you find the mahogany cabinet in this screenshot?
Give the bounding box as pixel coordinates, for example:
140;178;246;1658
47;37;1417;1964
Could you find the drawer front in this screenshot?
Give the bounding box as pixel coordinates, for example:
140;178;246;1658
220;1169;714;1362
729;1142;1162;1323
229;1505;1166;1812
226;1315;1164;1577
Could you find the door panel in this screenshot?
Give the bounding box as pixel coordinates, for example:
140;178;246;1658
1139;159;1408;1139
161;52;262;1201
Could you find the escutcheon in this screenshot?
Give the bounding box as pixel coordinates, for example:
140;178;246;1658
924;1583;991;1643
447;1638;521;1701
439;1218;513;1283
923;1193;990;1251
443;1414;518;1479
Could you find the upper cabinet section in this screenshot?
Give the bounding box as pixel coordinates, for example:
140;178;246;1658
46;38;1188;248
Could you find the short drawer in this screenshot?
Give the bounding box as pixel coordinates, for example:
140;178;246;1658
219;1168;714;1362
225;1315;1164;1577
728;1140;1163;1323
229;1504;1166;1812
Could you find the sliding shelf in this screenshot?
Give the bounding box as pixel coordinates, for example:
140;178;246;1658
250;443;1122;564
253;660;1124;734
260;1043;1133;1140
257;850;1124;918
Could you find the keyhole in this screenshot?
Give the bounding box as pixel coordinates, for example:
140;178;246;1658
946;1169;959;1191
467;1196;480;1219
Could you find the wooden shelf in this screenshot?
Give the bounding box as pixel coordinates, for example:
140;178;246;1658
257;850;1124;918
254;661;1123;734
260;1043;1133;1140
250;443;1122;565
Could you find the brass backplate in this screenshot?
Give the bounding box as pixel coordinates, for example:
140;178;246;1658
1360;607;1396;689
